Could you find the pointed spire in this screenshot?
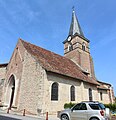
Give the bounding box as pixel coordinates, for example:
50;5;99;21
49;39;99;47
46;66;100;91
68;7;84;37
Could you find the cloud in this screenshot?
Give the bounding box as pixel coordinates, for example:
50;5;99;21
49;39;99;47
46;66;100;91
0;0;41;26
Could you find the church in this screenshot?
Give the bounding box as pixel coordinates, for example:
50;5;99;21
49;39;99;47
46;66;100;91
0;9;115;116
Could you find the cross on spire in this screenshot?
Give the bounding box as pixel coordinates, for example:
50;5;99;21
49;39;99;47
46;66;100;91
72;6;75;12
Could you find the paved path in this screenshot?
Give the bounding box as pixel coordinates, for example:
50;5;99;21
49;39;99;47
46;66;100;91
0;113;42;120
0;110;60;120
1;110;115;120
111;116;116;120
0;112;116;120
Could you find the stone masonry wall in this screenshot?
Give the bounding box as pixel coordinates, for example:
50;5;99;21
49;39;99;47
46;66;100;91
0;67;6;80
3;39;26;106
0;67;6;102
44;72;98;115
98;89;110;104
18;51;47;114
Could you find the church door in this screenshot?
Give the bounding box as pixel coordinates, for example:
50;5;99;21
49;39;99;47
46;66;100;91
6;75;15;109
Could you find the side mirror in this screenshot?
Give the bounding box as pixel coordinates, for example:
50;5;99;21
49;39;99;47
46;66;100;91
71;108;74;112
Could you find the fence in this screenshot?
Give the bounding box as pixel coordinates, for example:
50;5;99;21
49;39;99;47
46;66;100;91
0;107;49;120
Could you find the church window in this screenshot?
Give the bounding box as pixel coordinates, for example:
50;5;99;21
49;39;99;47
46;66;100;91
89;88;93;101
70;85;75;101
51;82;58;101
82;43;86;51
100;92;103;101
68;42;73;51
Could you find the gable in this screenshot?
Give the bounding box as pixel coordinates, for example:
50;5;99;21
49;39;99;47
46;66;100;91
5;39;26;80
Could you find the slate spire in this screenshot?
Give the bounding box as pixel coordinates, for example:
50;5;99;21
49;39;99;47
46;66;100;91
68;7;84;37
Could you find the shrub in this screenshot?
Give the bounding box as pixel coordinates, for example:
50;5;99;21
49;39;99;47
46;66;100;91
104;103;116;112
64;102;76;109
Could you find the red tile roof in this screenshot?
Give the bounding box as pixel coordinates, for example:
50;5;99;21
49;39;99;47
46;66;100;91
20;39;99;85
97;81;111;90
97;84;109;90
97;80;111;86
0;63;8;68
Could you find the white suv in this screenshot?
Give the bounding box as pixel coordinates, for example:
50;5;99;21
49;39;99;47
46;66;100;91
59;101;111;120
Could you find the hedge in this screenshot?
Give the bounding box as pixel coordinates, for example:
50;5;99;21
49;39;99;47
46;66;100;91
64;102;76;109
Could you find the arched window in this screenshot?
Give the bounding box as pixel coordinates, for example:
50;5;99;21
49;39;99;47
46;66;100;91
82;42;86;51
70;86;75;101
100;92;103;101
51;82;58;101
68;42;73;51
89;88;93;101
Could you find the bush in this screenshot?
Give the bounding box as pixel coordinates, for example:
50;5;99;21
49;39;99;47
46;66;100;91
104;103;116;112
64;102;76;109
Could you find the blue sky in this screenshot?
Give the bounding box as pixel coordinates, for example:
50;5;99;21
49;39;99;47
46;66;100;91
0;0;116;95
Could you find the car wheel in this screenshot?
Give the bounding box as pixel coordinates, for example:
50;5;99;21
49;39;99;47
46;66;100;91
61;114;69;120
90;117;99;120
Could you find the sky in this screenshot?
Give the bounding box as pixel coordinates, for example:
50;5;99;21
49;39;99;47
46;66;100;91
0;0;116;95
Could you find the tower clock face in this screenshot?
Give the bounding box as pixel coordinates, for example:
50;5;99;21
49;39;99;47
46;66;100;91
67;36;71;41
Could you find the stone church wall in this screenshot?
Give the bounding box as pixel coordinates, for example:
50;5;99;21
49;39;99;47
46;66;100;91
0;67;6;80
0;66;6;102
44;72;98;115
98;89;111;104
18;51;47;114
3;40;25;106
83;83;98;101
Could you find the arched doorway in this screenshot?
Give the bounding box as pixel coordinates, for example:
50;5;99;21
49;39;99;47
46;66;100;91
6;75;15;109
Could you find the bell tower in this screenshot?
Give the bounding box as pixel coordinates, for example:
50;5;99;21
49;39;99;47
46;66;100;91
63;8;95;77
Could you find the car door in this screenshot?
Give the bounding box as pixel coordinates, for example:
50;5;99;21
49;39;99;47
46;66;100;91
71;103;88;120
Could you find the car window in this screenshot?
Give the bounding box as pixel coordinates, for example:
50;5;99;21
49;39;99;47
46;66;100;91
99;103;105;110
72;103;82;110
89;104;100;110
80;103;87;110
72;103;87;110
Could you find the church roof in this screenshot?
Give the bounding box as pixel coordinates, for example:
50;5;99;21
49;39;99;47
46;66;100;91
97;84;109;90
97;80;111;86
0;63;8;68
97;80;111;90
63;9;90;44
68;9;84;37
20;39;98;85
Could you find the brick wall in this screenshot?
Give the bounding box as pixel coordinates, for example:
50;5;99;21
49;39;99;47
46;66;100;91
64;35;92;76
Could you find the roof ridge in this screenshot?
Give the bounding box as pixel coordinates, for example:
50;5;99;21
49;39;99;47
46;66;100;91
20;38;63;57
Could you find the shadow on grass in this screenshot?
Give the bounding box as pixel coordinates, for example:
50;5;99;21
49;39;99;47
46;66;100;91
0;115;21;120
